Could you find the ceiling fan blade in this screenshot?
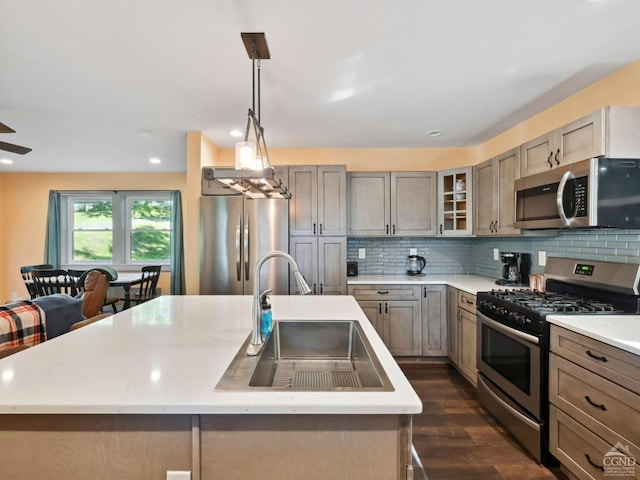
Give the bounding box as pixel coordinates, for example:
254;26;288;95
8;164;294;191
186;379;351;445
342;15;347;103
0;122;16;134
0;141;32;155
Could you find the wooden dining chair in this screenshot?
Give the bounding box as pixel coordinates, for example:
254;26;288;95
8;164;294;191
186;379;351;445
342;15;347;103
131;265;162;305
20;264;53;299
30;268;79;297
67;269;87;293
70;313;113;331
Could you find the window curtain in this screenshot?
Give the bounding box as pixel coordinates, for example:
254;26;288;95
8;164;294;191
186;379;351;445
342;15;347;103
170;190;186;294
44;190;61;268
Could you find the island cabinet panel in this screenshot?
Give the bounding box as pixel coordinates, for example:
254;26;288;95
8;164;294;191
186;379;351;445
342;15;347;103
549;325;640;480
199;414;413;480
0;414;193;480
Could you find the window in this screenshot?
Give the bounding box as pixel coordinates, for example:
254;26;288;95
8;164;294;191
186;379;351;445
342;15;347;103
61;192;172;269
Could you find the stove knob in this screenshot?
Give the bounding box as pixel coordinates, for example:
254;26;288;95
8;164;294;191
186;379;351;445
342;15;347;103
498;306;508;316
510;312;520;322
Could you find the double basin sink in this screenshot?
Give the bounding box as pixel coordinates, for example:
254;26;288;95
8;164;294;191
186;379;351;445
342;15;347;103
215;320;393;392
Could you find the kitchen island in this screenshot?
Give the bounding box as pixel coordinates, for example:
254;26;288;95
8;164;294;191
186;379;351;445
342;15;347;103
0;295;421;480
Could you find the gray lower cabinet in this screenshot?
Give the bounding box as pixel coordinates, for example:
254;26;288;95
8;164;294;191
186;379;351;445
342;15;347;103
349;285;421;356
290;236;347;295
420;285;447;356
447;287;459;366
447;287;477;386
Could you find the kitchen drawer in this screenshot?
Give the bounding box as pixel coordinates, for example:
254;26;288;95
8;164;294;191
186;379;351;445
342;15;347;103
348;284;421;301
458;291;476;313
550;353;640;453
550;405;639;480
550;325;640;395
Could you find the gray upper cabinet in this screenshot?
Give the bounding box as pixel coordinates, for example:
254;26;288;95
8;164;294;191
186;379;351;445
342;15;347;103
437;167;473;236
347;171;436;236
391;172;437;236
289;165;347;236
520;107;640;178
474;147;520;236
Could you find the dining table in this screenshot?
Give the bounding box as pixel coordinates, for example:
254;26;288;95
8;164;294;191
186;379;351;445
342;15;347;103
109;272;144;310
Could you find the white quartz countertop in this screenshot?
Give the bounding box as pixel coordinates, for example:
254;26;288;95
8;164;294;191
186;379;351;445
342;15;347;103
0;295;422;415
547;315;640;356
348;274;501;295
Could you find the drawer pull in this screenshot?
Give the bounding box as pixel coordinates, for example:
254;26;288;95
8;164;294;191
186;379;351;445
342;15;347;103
377;291;390;295
585;453;605;472
465;299;474;305
584;395;607;411
586;350;608;362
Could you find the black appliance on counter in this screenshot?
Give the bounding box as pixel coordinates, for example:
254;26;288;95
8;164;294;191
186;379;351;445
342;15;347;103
347;260;358;277
476;257;640;466
495;252;531;286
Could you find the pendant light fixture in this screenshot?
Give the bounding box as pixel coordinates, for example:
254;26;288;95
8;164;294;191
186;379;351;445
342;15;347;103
208;32;291;199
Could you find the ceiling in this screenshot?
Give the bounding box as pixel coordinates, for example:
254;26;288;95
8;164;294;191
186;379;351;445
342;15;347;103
2;0;640;173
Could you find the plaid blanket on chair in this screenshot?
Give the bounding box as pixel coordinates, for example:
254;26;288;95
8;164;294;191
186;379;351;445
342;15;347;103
0;300;47;351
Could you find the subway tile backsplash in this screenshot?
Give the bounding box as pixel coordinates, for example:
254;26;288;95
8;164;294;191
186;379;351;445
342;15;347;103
347;229;640;279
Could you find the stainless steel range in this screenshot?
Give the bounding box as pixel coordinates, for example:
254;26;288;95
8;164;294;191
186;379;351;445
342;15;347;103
476;257;640;466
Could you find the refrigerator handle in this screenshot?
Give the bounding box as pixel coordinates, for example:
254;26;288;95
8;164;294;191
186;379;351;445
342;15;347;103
244;213;250;281
235;214;242;281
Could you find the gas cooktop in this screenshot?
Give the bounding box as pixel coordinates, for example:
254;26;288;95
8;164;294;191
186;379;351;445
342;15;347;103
483;289;626;314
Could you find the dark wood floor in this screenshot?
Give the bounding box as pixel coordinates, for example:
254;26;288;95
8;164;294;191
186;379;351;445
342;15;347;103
399;362;568;480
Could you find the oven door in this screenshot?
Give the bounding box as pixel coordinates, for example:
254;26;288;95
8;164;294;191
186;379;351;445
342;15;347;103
476;311;541;419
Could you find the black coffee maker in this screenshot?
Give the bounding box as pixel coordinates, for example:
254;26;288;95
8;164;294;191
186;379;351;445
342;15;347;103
495;252;531;286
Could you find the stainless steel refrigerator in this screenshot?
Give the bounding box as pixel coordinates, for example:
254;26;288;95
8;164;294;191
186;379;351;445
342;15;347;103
199;195;290;295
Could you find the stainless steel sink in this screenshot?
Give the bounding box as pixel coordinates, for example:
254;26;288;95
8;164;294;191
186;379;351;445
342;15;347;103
215;320;394;391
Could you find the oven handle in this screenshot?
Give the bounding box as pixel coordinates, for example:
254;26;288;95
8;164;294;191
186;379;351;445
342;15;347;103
478;312;539;345
478;375;540;431
556;170;573;227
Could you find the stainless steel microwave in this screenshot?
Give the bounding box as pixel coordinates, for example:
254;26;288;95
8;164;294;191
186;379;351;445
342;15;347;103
514;157;640;229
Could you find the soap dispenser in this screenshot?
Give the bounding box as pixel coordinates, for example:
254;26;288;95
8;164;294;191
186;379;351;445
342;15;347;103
260;289;273;340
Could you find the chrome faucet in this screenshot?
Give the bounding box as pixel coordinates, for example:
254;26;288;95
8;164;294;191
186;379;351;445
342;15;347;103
247;250;312;356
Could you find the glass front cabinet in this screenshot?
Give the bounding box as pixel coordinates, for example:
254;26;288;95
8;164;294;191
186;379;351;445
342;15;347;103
437;167;473;236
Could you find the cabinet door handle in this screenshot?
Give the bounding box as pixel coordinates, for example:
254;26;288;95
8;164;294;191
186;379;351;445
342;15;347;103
319;223;323;235
384;302;388;314
386;224;389;234
586;350;608;362
392;224;396;235
555;148;560;166
584;454;605;472
489;221;494;233
424;287;427;298
547;151;554;168
313;223;316;234
379;303;382;314
320;283;323;295
493;220;498;232
313;283;317;295
584;395;607;411
439;224;443;234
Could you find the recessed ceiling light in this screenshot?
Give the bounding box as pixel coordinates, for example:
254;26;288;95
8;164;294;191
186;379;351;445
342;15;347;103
149;157;161;164
0;158;14;164
229;129;243;138
426;130;444;137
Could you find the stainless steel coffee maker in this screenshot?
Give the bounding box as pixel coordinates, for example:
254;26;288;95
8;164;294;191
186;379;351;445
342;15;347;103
495;252;531;286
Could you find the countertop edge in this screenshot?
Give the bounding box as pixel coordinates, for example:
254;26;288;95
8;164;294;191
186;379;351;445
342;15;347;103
547;315;640;356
